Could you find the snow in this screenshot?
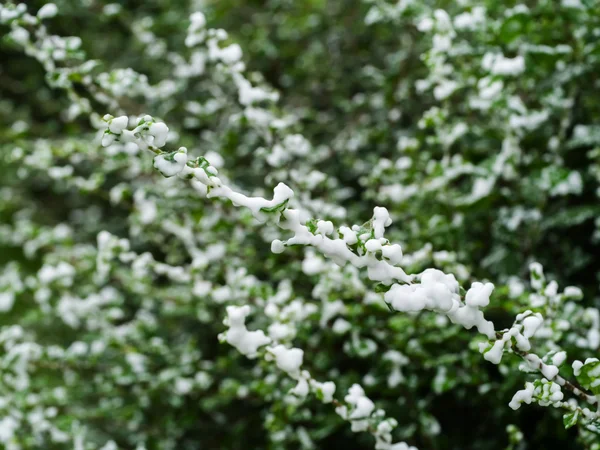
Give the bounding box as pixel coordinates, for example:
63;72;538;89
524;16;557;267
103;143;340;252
190;12;206;30
508;382;535;410
563;286;583;299
149;122;169;147
271;239;285;254
108;115;129;134
222;305;271;358
482;340;505;364
0;292;15;312
315;381;336;403
382;244;403;265
522;314;543;338
465;282;494;308
37;3;58;19
343;384;375;431
38;262;76;286
153;147;188;177
372;207;392;239
317;220;334;236
433;80;459;100
453;7;485;30
365;239;383;253
269;345;304;375
482;53;525;76
10;27;29;45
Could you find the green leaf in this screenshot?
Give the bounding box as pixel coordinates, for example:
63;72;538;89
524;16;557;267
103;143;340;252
563;411;579;429
260;199;289;214
374;283;391;293
315;388;324;401
541;205;600;230
305;219;318;234
576;360;600;395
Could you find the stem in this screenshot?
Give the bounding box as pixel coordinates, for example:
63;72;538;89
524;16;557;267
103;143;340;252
497;331;597;406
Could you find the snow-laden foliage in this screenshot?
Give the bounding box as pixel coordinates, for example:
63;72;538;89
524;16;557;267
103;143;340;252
1;1;600;449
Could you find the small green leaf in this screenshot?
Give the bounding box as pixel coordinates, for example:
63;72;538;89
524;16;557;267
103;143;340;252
260;199;289;214
306;219;318;233
315;388;324;401
576;360;600;395
374;283;391;293
563;411;579;429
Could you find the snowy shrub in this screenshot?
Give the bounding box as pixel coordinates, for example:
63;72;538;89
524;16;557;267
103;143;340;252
1;0;600;449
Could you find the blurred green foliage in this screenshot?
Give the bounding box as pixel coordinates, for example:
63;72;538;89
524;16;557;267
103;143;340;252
1;0;600;449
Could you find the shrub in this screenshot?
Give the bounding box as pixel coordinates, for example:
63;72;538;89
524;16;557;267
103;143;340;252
1;1;600;449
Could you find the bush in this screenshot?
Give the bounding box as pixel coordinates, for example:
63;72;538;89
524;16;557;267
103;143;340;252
1;1;600;449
